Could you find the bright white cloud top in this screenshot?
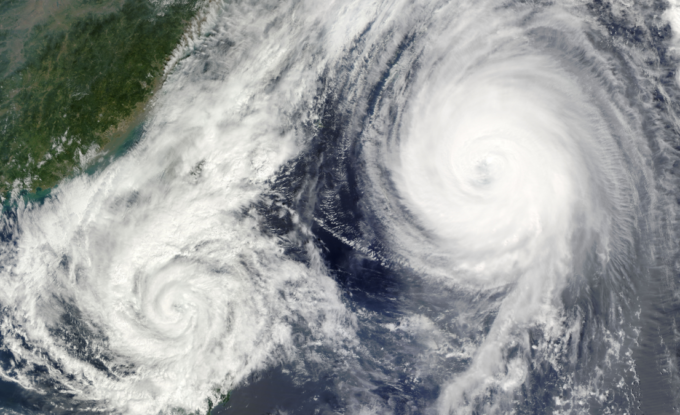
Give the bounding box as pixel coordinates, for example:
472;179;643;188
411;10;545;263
1;0;680;414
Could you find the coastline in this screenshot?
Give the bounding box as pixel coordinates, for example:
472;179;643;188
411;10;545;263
1;0;210;208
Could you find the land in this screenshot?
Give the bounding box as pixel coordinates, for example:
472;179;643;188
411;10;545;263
0;0;202;197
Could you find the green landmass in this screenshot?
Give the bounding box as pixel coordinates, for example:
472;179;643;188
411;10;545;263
0;0;201;196
206;389;230;415
0;0;127;81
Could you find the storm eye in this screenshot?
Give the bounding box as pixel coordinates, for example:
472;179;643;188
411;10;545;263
470;153;503;187
0;0;676;414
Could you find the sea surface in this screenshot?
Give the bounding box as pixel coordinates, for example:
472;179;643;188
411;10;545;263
1;0;680;414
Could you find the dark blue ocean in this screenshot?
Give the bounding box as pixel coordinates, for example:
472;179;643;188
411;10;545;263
1;0;680;414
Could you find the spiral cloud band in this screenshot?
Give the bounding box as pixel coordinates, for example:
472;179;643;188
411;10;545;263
1;0;680;414
387;11;642;410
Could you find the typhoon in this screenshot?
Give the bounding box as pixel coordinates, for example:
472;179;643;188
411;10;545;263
1;0;680;414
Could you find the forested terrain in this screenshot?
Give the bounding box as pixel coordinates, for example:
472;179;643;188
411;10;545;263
0;0;200;196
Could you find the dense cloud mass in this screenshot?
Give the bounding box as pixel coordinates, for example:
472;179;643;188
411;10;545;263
1;0;680;414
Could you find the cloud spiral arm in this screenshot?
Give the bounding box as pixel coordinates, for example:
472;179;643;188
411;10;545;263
1;0;680;414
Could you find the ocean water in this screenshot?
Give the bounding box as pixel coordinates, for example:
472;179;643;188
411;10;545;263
1;0;680;414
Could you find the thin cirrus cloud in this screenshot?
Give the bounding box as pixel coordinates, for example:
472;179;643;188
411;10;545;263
1;0;679;414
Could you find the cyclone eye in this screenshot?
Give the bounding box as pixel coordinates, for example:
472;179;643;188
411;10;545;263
469;152;504;187
0;0;675;414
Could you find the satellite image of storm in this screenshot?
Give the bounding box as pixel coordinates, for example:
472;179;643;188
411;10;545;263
1;0;680;414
